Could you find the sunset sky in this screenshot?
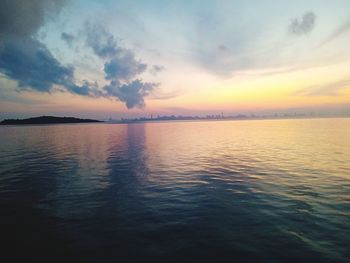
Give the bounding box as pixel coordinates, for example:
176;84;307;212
1;0;350;119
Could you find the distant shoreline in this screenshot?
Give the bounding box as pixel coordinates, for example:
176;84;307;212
0;116;102;125
1;115;349;126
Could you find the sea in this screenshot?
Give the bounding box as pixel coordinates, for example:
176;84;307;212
0;118;349;262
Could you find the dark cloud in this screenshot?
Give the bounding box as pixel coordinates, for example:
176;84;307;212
289;12;316;35
104;80;157;109
0;36;102;98
0;0;78;93
66;80;102;97
0;0;98;97
296;79;350;96
0;0;66;39
0;38;73;92
104;55;147;81
0;1;162;109
61;32;75;47
85;22;159;108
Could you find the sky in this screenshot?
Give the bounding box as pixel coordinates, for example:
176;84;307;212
1;0;350;120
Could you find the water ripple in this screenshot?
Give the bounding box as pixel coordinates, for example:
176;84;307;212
0;119;349;262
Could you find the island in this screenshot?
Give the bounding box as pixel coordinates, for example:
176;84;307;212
0;116;102;125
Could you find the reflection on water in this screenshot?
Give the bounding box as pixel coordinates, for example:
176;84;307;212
0;119;349;262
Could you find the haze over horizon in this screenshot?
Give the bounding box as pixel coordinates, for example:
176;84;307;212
1;0;350;119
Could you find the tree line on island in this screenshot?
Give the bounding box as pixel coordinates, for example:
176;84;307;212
0;116;102;125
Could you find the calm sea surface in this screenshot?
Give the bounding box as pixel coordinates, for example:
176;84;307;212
0;118;349;262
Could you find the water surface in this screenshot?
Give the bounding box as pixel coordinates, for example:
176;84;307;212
0;118;349;262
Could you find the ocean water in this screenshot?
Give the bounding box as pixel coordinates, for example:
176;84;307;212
0;118;349;262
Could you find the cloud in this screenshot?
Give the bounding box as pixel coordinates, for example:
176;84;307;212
61;32;75;47
319;19;350;47
104;80;157;109
104;55;147;81
66;80;102;97
0;38;73;92
85;22;159;108
150;65;165;75
0;0;98;98
289;12;316;35
296;79;350;96
188;9;323;78
0;1;162;109
148;89;180;100
0;0;67;39
85;22;120;59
